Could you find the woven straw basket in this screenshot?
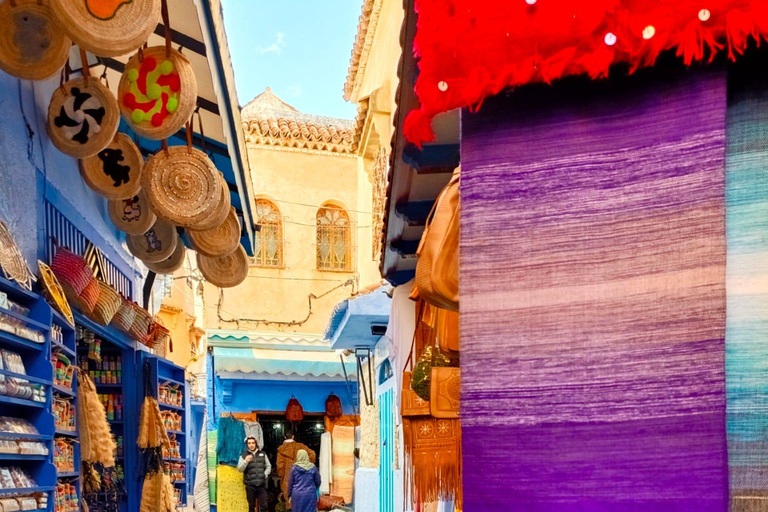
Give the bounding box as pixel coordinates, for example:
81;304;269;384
118;47;197;140
110;297;136;333
197;245;249;289
147;320;170;350
130;303;153;344
108;189;157;235
127;219;177;263
144;240;186;275
0;0;71;81
71;278;100;314
81;133;143;200
87;280;121;326
188;207;241;258
142;146;222;228
38;261;74;326
49;0;161;58
194;174;231;231
51;248;92;295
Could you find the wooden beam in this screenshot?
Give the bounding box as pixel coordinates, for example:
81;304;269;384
402;143;459;174
390;238;420;257
395;200;433;226
153;24;207;56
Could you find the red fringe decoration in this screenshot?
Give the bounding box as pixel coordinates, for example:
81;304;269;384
405;0;768;146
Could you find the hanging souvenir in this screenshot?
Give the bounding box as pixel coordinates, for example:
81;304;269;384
0;221;36;290
108;189;157;235
193;174;231;231
0;0;71;81
126;219;177;263
144;240;185;275
141;144;222;228
48;75;120;158
38;261;74;326
187;207;240;257
49;0;161;58
81;133;143;199
77;371;116;467
196;245;248;289
118;46;197;140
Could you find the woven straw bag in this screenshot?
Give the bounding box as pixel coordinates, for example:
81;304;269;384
193;174;231;231
88;280;121;326
71;278;101;314
81;133;143;200
118;47;197;140
108;190;157;235
126;219;177;263
0;0;71;81
142;146;223;228
196;245;249;289
51;248;92;295
47;76;120;159
49;0;160;58
147;320;170;350
144;240;186;275
110;297;136;333
130;303;153;345
188;207;240;257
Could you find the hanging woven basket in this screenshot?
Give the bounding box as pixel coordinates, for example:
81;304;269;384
87;280;121;326
69;277;101;314
81;133;143;200
197;245;249;289
126;219;177;263
49;0;161;58
193;174;231;231
188;207;240;258
147;320;170;350
130;303;153;345
0;0;71;81
38;261;74;326
47;77;120;159
141;146;222;228
118;46;197;140
110;296;136;333
51;248;92;296
144;240;186;275
108;189;157;235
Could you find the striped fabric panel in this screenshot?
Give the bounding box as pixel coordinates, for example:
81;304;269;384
726;66;768;511
460;70;728;511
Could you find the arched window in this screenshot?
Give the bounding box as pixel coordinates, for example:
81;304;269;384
253;199;283;267
317;206;352;271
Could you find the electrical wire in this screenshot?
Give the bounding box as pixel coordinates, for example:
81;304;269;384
268;198;375;215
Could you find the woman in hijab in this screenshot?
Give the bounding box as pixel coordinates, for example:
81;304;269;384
287;449;321;512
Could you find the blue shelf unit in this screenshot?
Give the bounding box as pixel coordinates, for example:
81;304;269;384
76;313;139;512
0;276;57;511
137;353;189;507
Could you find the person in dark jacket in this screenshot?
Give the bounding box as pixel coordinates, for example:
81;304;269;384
287;449;321;512
237;436;272;512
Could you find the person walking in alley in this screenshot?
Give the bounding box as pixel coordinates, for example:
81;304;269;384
237;436;272;512
287;450;321;512
277;430;316;502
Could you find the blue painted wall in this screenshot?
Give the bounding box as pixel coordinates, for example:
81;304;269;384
0;71;142;290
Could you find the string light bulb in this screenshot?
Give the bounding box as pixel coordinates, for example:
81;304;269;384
698;8;711;21
642;25;656;40
604;32;617;46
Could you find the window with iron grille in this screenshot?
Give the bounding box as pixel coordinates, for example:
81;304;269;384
316;206;352;271
252;199;283;268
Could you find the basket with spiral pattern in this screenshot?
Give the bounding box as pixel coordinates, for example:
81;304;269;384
193;174;231;231
144;241;186;275
126;219;177;263
110;296;136;333
197;245;249;289
188;207;240;257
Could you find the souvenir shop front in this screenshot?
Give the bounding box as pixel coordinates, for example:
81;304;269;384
205;332;360;512
0;1;253;512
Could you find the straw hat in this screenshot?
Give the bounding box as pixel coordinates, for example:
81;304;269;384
49;0;161;58
197;245;249;289
0;0;71;81
142;146;222;228
48;77;120;159
144;240;186;275
188;207;240;258
118;47;197;140
81;133;143;200
126;219;177;263
108;189;157;235
193;174;231;231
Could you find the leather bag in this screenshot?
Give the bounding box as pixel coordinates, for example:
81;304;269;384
430;367;460;419
414;167;459;311
285;396;304;423
436;307;459;355
401;371;430;417
325;392;342;420
317;495;345;510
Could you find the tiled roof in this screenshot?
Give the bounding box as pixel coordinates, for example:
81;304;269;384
343;0;383;102
241;88;358;154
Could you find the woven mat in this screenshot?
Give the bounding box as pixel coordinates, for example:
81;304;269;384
460;69;728;510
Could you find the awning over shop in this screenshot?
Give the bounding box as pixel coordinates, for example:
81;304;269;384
212;346;356;380
324;286;391;350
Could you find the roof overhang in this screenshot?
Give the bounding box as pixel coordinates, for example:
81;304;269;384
323;286;391;350
211;346;356;380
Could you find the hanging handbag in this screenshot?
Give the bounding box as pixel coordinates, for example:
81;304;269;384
401;302;431;417
325;392;343;420
436;307;459;356
414;167;460;311
286;396;304;423
317;495;345;510
430;367;460;419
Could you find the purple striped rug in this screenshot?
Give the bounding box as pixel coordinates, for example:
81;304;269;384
460;70;728;511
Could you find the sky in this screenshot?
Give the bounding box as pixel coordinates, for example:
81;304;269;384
221;0;361;120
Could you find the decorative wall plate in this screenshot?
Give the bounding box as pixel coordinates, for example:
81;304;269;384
81;133;143;199
108;189;157;235
50;0;161;58
0;222;36;290
48;77;120;159
0;0;71;81
38;261;74;326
